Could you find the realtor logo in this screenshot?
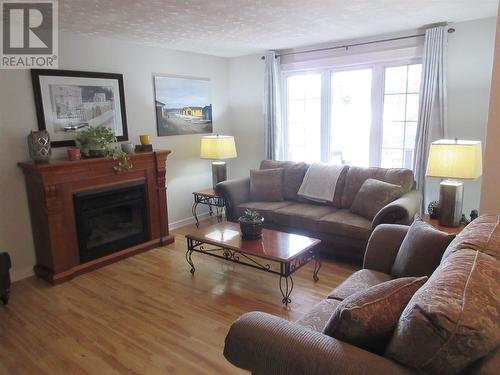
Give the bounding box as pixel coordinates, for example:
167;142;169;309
1;0;58;69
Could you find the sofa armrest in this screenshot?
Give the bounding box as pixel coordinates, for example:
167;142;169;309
215;177;250;221
224;312;414;375
371;190;422;230
363;224;409;274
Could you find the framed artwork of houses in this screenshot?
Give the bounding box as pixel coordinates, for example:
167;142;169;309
31;69;128;147
153;75;213;136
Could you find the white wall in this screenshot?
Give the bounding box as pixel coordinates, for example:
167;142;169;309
0;33;231;281
481;10;500;214
441;17;496;215
228;18;497;216
227;55;266;177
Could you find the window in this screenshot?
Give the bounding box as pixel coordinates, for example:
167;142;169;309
381;64;422;168
283;62;422;168
331;69;372;167
286;74;321;163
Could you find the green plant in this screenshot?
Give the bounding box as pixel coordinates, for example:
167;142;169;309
241;209;262;222
75;126;132;172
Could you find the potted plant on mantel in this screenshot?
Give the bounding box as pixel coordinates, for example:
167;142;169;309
75;126;132;172
238;209;264;239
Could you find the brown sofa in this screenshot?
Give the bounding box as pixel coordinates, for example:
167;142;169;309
216;160;422;262
224;215;500;375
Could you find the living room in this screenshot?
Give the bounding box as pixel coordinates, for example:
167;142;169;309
0;1;499;374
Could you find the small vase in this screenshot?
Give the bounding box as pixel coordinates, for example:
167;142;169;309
121;142;135;154
27;130;51;163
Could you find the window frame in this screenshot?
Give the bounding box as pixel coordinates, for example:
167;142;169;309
281;57;422;167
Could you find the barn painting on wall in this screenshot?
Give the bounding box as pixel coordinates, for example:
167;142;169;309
153;75;213;136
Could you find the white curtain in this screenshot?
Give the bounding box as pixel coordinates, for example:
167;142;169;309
413;26;448;212
263;51;284;160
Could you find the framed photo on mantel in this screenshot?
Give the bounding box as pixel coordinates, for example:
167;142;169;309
31;69;129;147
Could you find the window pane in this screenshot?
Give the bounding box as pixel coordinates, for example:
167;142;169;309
404;121;417;148
383;94;406;122
286;74;321;163
384;66;407;94
331;69;372;167
381;63;422;169
407;64;422;92
382;122;404;148
403;149;414;169
406;94;419;122
381;149;403;168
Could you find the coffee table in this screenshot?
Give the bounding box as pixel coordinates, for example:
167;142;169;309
185;222;322;305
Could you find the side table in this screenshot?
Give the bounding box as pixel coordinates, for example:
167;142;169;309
420;214;465;235
192;188;226;227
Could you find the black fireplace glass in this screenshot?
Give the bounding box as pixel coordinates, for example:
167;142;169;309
74;181;149;263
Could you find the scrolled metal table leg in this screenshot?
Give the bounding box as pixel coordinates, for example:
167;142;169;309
191;199;200;228
279;275;294;305
313;251;322;282
185;249;195;274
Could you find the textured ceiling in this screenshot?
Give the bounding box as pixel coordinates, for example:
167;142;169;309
59;0;499;57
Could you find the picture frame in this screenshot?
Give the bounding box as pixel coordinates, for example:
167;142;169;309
31;69;129;147
153;74;213;137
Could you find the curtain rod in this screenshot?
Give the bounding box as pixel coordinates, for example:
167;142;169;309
261;28;455;60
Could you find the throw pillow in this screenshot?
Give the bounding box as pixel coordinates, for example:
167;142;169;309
250;168;284;202
349;178;404;220
323;276;428;353
391;219;456;278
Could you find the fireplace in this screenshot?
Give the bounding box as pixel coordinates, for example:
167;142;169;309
74;181;149;263
19;150;173;284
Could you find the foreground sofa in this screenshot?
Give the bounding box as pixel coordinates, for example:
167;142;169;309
216;160;422;262
224;215;500;375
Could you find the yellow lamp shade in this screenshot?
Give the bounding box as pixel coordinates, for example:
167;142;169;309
426;139;482;180
200;135;237;160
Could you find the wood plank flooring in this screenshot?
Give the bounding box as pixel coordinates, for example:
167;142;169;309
0;218;357;375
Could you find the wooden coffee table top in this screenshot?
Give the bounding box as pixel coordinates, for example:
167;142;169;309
185;222;321;262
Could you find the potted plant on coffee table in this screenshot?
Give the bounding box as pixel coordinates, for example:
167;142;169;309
238;209;264;239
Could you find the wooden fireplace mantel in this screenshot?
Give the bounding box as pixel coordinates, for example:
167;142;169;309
18;150;175;284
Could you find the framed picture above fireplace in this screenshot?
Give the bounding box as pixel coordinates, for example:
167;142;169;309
31;69;129;147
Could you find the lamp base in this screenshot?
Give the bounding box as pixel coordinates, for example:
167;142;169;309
212;161;227;188
438;179;463;227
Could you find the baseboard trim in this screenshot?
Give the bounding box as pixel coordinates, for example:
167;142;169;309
11;267;35;283
169;212;210;230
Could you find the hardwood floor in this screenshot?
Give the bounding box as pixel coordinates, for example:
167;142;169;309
0;219;357;375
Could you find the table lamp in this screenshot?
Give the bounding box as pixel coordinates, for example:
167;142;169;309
426;139;482;227
200;135;237;188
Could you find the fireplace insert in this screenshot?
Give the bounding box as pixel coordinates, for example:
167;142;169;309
74;181;149;263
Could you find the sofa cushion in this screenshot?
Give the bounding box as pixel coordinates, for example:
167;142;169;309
273;203;337;232
328;269;392;301
317;210;372;240
385;249;500;374
391;219;455;278
350;179;404;220
323;276;427;353
260;160;309;201
250;168;284;202
295;298;341;333
341;166;414;209
237;201;292;222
